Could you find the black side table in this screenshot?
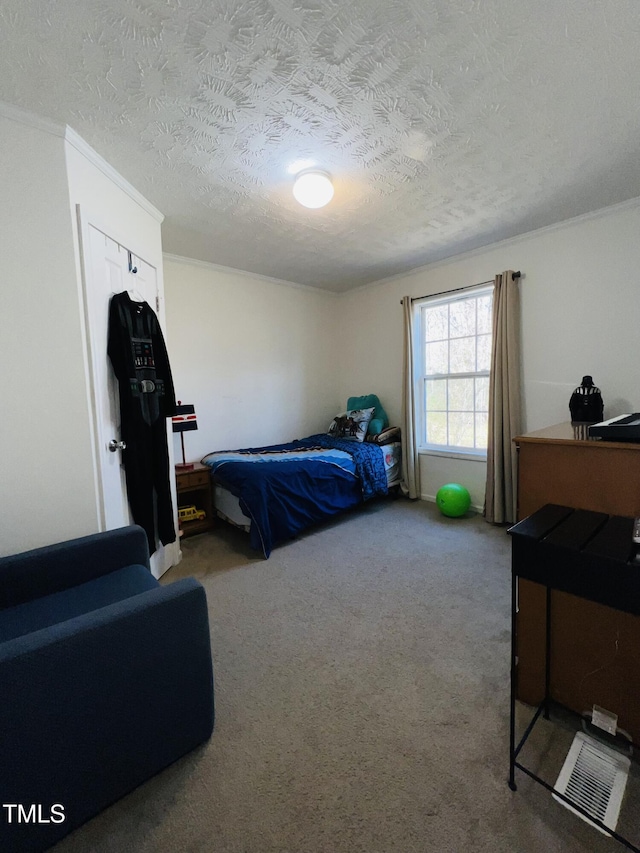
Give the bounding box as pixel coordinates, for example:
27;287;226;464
507;503;640;851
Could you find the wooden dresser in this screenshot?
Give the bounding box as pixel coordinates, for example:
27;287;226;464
514;422;640;741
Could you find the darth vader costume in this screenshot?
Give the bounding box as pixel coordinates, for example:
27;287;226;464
107;291;177;553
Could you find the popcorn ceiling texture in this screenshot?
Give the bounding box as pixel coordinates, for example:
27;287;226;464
1;0;639;291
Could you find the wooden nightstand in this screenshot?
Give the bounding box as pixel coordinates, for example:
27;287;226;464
175;463;214;538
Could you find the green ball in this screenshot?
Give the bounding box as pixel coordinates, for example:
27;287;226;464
436;483;471;518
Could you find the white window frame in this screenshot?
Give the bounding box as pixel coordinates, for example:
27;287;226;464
415;283;494;460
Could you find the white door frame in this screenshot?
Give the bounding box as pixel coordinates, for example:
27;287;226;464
76;204;181;576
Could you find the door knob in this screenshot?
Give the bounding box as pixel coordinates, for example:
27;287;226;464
108;439;127;452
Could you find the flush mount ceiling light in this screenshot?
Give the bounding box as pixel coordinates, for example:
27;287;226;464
292;170;334;209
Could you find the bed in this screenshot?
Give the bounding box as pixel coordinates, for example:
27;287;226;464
201;425;402;558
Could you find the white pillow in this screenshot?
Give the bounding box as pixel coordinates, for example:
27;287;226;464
327;407;375;442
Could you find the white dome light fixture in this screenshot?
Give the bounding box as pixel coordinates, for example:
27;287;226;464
292;170;334;209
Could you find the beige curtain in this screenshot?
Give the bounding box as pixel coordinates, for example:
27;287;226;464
401;296;419;499
484;271;522;524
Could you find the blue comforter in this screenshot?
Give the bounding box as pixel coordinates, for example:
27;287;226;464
202;434;388;557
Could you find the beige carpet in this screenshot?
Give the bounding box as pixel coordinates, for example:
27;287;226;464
53;498;631;853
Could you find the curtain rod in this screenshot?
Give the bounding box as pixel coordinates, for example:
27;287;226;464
400;271;521;304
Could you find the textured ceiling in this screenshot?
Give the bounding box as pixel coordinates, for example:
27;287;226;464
1;0;639;291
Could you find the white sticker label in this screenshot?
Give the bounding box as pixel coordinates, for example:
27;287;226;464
592;704;618;735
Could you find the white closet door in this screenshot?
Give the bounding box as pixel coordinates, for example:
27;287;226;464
79;210;176;577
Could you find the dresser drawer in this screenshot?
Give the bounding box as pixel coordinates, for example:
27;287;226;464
177;469;210;489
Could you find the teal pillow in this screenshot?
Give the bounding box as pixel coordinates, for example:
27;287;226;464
347;395;389;435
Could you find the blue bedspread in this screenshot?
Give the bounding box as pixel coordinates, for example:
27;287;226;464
202;435;388;557
295;434;388;501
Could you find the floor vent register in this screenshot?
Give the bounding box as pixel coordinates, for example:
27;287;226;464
553;732;630;835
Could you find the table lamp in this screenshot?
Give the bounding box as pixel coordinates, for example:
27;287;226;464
172;402;198;470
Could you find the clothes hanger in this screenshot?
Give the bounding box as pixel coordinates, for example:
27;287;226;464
127;251;145;303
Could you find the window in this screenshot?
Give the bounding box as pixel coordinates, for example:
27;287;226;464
417;285;493;456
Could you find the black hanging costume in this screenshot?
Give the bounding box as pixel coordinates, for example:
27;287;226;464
107;291;177;554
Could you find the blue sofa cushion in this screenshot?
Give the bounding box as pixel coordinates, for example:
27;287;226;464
0;564;158;643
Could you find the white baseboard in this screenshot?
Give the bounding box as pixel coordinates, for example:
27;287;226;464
421;493;484;514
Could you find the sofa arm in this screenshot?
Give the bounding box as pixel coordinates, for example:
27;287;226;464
0;525;150;609
0;577;214;853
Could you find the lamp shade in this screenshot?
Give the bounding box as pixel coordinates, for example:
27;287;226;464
172;404;198;433
292;170;334;208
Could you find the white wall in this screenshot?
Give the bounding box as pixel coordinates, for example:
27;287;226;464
0;116;99;554
336;200;640;507
0;109;172;560
163;257;339;462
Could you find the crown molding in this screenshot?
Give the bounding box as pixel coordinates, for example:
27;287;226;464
162;253;338;296
0;99;65;137
345;195;640;296
64;127;164;223
0;100;163;223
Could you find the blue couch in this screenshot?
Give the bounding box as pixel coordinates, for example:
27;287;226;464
0;525;214;853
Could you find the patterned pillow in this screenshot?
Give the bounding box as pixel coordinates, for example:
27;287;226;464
328;407;375;442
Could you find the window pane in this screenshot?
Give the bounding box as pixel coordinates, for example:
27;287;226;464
424;305;448;341
475;377;489;412
477;334;492;371
426;412;447;445
475;412;488;449
449;299;476;338
448;412;474;448
477;295;492;334
425;340;448;374
419;289;493;454
426;378;447;411
448;377;474;411
449;337;475;373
